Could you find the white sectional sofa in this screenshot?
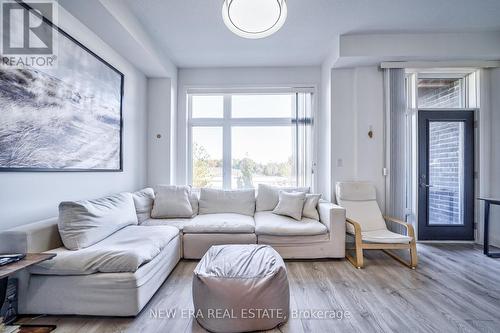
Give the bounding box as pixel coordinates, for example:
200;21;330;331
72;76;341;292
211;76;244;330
0;186;345;316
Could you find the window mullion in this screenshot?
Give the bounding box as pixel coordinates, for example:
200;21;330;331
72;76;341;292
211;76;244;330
187;95;193;186
294;93;299;187
223;95;232;189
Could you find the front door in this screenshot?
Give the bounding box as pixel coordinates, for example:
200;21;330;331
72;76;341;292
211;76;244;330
418;110;474;240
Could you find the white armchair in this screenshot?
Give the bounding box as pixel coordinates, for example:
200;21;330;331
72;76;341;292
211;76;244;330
336;181;417;269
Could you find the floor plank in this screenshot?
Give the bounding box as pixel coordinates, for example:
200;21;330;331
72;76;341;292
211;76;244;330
17;244;500;333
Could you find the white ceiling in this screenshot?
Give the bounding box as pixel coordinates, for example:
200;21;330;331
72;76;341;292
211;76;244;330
121;0;500;68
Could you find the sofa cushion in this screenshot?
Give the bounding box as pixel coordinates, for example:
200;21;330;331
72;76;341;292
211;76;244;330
199;188;255;216
272;191;306;221
31;225;179;275
256;184;310;212
254;211;327;236
151;185;193;218
184;213;255;233
141;218;193;231
58;193;138;250
132;188;155;224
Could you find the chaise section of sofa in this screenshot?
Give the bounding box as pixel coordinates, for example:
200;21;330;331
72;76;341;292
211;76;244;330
23;223;181;316
0;191;182;317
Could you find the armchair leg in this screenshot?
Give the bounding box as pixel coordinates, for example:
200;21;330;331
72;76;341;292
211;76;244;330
409;240;418;269
382;242;418;269
346;231;364;269
346;247;363;269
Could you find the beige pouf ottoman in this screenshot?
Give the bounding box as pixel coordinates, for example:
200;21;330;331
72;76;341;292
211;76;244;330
192;244;289;333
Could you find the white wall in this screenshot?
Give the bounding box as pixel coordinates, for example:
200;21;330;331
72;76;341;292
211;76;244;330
488;68;500;246
318;63;332;200
331;66;386;209
341;32;500;58
175;66;323;189
146;77;178;186
0;6;148;230
335;32;500;68
147;78;172;186
318;43;339;201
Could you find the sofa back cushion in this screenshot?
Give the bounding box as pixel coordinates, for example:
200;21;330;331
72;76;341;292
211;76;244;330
132;188;155;224
151;185;194;218
58;193;138;250
190;190;199;216
256;184;310;212
199;188;256;216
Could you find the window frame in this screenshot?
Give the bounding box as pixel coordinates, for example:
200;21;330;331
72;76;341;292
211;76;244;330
187;89;315;190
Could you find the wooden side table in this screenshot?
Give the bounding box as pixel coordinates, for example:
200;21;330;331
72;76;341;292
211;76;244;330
0;253;56;324
478;198;500;258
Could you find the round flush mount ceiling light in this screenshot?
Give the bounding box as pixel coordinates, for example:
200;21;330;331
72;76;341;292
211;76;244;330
222;0;287;39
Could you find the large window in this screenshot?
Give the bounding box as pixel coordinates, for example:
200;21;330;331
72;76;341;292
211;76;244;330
188;91;314;189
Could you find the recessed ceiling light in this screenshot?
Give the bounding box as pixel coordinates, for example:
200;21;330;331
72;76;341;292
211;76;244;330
222;0;287;39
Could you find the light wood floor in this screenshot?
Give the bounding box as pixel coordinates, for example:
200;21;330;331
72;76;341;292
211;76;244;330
18;244;500;333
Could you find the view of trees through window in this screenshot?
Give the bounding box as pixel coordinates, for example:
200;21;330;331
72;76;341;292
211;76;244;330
191;126;295;189
192;147;293;189
190;93;311;189
232;156;293;189
192;142;220;188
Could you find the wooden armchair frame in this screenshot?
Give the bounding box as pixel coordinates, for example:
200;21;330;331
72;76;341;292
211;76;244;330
345;216;418;269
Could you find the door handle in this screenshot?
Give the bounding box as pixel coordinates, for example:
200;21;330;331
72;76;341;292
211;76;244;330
420;183;434;188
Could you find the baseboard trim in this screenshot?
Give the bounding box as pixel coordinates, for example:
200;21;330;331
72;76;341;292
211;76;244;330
417;240;476;244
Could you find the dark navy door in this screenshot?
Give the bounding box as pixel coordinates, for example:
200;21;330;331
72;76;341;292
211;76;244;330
418;110;474;240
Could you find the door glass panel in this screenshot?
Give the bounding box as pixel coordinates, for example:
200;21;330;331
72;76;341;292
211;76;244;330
418;78;464;108
192;127;223;188
231;126;295;189
231;94;293;118
428;121;465;225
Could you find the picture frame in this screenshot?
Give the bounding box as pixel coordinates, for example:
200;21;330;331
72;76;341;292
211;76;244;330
0;0;124;172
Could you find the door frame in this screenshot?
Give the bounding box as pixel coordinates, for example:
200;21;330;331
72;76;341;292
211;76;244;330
417;109;475;241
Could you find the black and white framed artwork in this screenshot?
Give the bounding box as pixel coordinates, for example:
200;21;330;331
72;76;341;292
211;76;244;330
0;2;124;172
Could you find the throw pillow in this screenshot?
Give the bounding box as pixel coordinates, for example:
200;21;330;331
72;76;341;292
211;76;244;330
151;185;193;218
256;184;310;211
272;191;306;221
302;194;322;220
